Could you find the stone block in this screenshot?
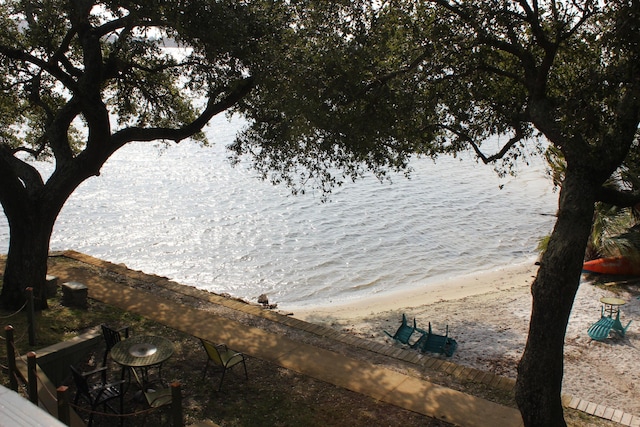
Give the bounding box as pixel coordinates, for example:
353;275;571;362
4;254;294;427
61;281;88;309
45;275;58;298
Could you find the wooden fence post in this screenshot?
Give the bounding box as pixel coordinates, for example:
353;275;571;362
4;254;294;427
26;287;36;346
57;385;71;426
170;382;183;427
5;325;18;391
27;351;38;404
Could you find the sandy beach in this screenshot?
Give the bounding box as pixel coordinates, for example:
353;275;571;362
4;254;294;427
293;263;640;416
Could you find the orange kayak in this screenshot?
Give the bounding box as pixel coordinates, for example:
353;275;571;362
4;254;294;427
582;257;640;276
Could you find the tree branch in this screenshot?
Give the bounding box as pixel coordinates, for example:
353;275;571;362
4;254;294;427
441;124;525;164
477;63;523;84
111;77;255;149
51;26;82;77
0;145;45;195
596;186;640;207
367;50;431;90
0;45;78;92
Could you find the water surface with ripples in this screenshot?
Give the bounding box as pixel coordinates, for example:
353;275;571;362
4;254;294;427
0;115;558;310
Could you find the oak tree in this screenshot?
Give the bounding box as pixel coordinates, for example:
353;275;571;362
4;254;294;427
0;0;281;309
230;2;640;426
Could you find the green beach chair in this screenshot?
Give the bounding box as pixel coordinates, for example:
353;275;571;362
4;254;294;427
383;313;417;345
411;322;458;357
587;316;615;341
588;305;632;341
611;310;632;337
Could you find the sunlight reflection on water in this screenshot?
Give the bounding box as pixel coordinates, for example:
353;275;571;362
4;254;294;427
0;115;558;309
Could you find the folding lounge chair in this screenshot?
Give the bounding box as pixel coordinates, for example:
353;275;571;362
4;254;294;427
200;339;248;391
587;306;632;341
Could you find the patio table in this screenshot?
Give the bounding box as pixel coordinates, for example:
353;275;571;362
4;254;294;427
110;335;174;387
599;297;626;317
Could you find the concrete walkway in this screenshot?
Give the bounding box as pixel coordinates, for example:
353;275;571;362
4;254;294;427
49;251;523;427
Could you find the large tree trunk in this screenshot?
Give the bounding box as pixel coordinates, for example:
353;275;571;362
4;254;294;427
1;206;56;311
515;168;597;427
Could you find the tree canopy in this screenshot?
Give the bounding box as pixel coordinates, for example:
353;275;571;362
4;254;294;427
0;0;268;158
232;1;638;192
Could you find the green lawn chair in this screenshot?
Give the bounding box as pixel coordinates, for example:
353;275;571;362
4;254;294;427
383;313;417;345
200;339;248;391
588;306;632;341
411;322;458;357
587;316;615;341
611;310;632;337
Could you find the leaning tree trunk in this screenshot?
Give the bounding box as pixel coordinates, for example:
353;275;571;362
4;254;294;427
1;148;95;311
515;169;597;427
1;207;57;311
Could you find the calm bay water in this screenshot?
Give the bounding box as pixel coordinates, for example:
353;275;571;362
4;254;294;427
0;115;558;309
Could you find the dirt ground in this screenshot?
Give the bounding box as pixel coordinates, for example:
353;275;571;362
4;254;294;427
2;253;627;426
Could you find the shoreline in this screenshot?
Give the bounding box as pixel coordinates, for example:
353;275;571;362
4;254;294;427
289;261;538;320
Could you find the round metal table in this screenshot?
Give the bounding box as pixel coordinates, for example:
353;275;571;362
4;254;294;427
599;297;626;317
110;335;174;386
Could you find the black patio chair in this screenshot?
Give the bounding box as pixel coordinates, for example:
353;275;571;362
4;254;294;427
101;324;130;368
70;364;125;427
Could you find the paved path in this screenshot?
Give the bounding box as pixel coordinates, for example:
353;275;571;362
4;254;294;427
50;251;524;427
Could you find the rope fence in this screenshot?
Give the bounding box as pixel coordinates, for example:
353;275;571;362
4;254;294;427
0;322;29;345
0;287;37;346
64;383;182;422
0;300;28;319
